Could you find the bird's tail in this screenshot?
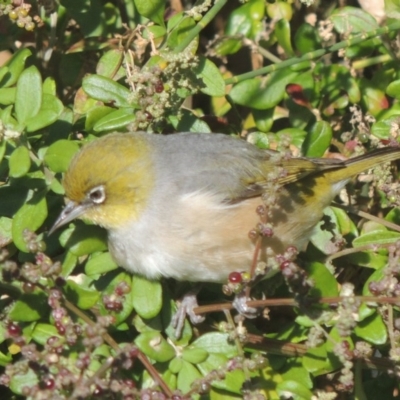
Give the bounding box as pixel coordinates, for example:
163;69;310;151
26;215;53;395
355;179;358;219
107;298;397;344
324;146;400;183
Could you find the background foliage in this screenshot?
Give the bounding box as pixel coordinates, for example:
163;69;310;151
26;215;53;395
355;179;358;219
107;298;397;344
1;0;400;399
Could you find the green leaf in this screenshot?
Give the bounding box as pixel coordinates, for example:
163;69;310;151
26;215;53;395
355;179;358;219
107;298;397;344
0;216;12;246
134;0;165;26
65;277;101;309
230;69;298;110
355;311;387;345
294;23;321;54
43;77;56;95
95;271;133;325
0;48;32;88
25;93;64;132
44;139;80;173
82;75;131;107
85;252;118;276
247;131;270;148
302;120;332;157
275;18;294;57
9;293;49;321
9;146;31;178
135;331;175;362
193;333;238;357
282;361;312;389
359;78;388;116
96;49;125;79
10;368;38;395
31;323;62;346
302;345;332;375
353;231;400;247
277;380;313;400
59;224;107;256
386;79;400;99
181;347;209;364
177;360;202;394
386;0;400;18
310;207;343;255
166;13;196;49
170;109;211;133
266;1;293;20
85;105;115;131
0;87;16;105
12;193;47;252
225;0;265;39
131;275;162;319
371;115;400;139
15;65;42;125
330;6;378;34
304;261;339;298
93;109;136;132
194;56;225;97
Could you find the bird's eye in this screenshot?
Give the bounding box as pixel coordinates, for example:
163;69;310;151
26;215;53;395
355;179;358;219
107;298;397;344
88;185;106;204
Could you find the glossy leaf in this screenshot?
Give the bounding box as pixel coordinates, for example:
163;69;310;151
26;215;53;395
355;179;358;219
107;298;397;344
15;65;42;125
135;331;175;362
82;75;131;107
194;56;225;97
134;0;165;26
276;380;313;400
266;1;293;20
95;271;133;325
9;293;49;322
331;6;378;34
93;109;136;132
59;224;107;256
166;14;196;49
131;275;162;319
355;311;387;345
304;262;339;298
44;139;80;173
25;93;64;132
302;120;332;157
353;230;400;247
275;18;294;57
96;49;125;79
225;0;265;39
0;88;16;105
85;252;118;276
9;146;31;178
294;23;321;54
0;48;32;88
230;69;298;110
386;79;400;99
309;207;342;255
65;277;100;309
177;360;202;394
31;323;62;346
12;193;47;252
170;109;211;133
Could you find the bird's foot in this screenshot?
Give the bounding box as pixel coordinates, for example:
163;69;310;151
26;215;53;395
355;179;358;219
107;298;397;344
232;290;260;319
171;291;205;338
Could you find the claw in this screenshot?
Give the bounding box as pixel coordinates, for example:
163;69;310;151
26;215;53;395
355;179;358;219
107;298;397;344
232;290;260;319
171;291;205;338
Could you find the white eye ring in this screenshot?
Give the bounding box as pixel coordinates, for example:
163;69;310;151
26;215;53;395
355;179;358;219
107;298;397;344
88;185;106;204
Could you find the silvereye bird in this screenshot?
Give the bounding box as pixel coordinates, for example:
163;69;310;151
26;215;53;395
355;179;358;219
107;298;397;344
51;132;400;294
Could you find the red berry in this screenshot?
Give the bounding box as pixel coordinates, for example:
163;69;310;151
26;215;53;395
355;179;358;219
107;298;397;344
279;260;290;270
154;80;164;93
228;272;242;283
7;322;21;337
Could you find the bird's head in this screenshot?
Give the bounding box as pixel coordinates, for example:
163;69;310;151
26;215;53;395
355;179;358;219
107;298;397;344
50;133;154;233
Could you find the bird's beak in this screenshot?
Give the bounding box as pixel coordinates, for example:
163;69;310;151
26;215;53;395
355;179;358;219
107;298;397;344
48;201;89;235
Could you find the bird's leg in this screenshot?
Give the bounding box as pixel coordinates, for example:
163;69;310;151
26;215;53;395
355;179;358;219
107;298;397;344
171;286;205;338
